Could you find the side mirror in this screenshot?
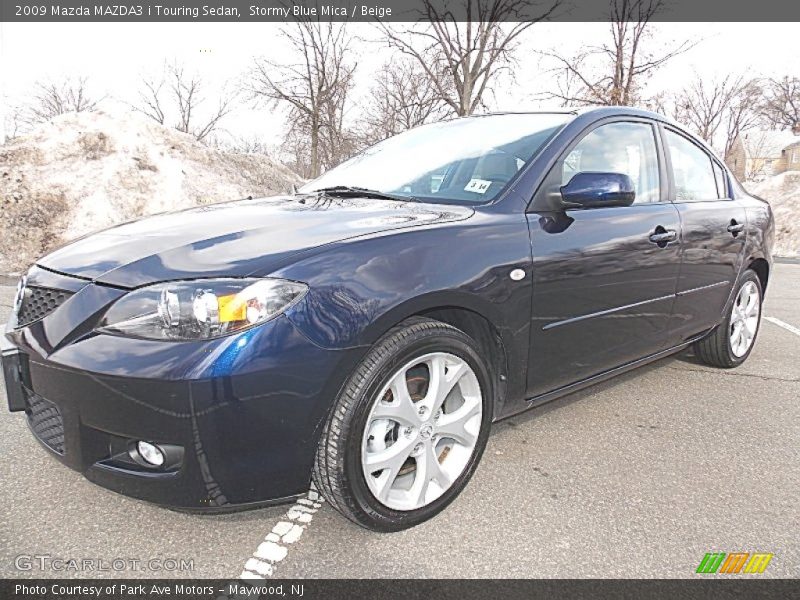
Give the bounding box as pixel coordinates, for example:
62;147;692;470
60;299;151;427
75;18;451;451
560;172;635;209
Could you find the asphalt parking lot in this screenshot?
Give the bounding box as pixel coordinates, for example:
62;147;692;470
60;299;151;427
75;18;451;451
0;263;798;579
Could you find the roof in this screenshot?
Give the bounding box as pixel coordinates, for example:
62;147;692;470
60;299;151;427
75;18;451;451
739;129;799;159
462;107;729;162
478;106;666;121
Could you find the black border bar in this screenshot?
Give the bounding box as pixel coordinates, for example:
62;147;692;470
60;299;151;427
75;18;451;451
2;0;800;23
3;579;800;600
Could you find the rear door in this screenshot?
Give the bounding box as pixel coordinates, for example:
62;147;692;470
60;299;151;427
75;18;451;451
660;127;748;345
525;119;682;398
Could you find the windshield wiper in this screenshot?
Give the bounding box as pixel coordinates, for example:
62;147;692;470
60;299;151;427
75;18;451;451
311;186;417;203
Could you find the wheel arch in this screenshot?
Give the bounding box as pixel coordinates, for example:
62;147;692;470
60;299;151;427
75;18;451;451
747;257;770;294
359;295;513;420
416;306;509;420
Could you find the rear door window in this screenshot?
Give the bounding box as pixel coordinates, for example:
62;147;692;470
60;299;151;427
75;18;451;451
665;130;718;202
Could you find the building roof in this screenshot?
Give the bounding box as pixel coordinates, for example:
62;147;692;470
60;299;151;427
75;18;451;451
740;129;799;159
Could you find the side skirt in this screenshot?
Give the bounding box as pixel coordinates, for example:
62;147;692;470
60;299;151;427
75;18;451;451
511;334;707;416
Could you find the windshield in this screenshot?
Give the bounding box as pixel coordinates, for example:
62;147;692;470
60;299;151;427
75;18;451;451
301;113;573;205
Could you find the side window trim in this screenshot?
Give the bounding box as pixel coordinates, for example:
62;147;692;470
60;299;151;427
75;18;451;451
712;159;730;199
661;125;729;203
653;120;670;204
656;122;675;204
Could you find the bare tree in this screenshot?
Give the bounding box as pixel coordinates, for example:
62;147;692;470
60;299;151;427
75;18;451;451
543;0;693;106
380;0;559;117
641;91;681;119
318;77;360;170
223;135;275;155
674;74;757;146
24;77;100;124
134;62;235;142
249;19;356;178
549;62;590;109
2;99;25;143
2;77;101;140
649;74;762;157
722;79;763;158
760;76;800;130
361;58;451;145
135;77;167;126
279;121;314;178
741;130;778;181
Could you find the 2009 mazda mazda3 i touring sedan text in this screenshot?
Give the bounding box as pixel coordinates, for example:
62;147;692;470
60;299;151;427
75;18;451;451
2;107;774;531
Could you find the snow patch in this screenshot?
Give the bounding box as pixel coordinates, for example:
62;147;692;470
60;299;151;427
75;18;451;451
745;171;800;257
0;110;302;274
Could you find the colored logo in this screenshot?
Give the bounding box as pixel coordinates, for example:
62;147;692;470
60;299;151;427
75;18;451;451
696;552;773;574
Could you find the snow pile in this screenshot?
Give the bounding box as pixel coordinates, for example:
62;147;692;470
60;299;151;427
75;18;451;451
0;111;301;274
746;171;800;257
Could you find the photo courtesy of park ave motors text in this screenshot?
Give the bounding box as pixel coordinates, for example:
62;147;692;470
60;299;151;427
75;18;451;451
0;0;799;587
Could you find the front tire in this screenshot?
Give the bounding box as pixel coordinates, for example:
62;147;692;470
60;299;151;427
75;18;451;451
313;317;492;531
694;269;763;368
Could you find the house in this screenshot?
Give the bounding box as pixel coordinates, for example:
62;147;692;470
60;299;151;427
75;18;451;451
776;139;800;174
726;124;800;181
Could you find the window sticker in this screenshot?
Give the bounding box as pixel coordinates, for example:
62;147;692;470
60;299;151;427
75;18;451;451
464;178;492;194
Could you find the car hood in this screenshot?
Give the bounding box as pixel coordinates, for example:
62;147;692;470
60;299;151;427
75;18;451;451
37;195;472;288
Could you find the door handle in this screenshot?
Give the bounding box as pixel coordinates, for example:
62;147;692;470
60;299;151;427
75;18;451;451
727;220;745;237
649;227;677;246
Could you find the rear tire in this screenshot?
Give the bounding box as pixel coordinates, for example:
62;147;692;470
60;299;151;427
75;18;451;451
312;317;492;532
694;269;762;368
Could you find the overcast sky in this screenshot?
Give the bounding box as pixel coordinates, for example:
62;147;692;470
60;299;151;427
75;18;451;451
1;22;797;146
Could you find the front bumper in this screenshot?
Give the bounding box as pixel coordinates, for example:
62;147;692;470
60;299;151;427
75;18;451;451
3;267;364;511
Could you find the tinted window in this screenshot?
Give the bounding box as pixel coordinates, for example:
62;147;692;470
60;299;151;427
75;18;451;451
665;131;718;201
712;161;727;198
561;122;660;204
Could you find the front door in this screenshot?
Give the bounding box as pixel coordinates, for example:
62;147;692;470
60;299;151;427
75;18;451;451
525;120;682;398
661;128;748;345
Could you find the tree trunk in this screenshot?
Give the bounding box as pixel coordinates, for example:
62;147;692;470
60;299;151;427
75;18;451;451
310;115;320;178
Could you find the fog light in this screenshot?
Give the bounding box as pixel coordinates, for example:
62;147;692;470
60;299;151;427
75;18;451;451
136;441;165;467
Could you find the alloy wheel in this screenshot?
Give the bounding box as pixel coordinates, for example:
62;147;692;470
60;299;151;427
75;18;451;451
360;352;483;511
730;280;760;358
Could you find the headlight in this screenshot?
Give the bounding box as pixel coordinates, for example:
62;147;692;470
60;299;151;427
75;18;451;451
98;278;308;340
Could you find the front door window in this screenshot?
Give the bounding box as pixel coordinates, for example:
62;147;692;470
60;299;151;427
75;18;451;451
562;122;661;204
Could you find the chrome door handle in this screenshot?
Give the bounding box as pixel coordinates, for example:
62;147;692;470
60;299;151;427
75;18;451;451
649;229;678;245
727;221;745;236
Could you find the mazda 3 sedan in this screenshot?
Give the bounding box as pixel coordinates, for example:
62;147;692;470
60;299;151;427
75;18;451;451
2;107;773;531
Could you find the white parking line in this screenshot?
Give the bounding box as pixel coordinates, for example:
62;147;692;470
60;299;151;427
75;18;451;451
765;316;800;337
239;487;324;579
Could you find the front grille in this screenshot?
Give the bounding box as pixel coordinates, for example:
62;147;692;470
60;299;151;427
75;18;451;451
26;392;65;454
16;286;72;328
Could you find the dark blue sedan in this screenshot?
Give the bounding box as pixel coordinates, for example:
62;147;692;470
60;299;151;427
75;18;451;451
2;107;774;531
